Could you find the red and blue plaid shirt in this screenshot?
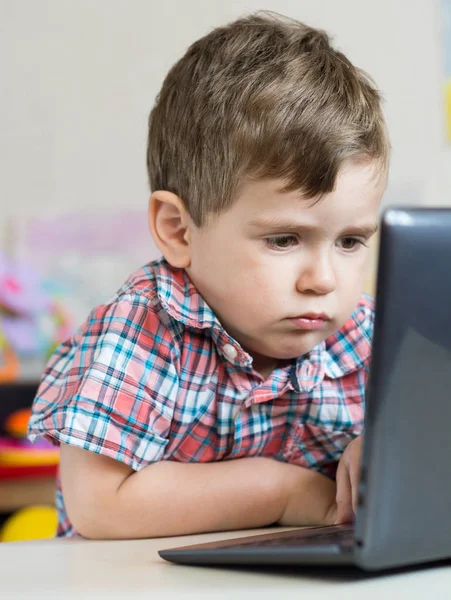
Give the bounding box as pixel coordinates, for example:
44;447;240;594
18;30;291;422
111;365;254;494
28;258;374;537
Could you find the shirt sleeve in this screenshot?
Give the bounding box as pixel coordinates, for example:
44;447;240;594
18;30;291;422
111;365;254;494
28;296;179;472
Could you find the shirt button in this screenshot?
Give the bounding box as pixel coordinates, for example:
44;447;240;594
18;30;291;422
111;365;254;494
223;343;238;361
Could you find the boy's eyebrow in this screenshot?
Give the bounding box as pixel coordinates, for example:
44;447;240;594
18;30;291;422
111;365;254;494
248;217;379;237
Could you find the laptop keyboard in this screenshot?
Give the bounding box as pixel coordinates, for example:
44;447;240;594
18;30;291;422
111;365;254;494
227;526;355;550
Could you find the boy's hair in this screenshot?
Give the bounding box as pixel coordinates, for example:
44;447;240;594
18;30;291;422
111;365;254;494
147;12;390;227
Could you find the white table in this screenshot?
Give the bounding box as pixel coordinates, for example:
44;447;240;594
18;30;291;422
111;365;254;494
1;527;450;599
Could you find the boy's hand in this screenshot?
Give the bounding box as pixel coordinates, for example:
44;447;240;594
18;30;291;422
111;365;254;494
278;463;337;527
335;436;363;524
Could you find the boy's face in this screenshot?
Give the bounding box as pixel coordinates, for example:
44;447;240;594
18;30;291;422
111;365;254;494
186;160;386;375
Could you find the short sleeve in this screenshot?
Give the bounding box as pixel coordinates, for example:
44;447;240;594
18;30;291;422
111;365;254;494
28;296;179;472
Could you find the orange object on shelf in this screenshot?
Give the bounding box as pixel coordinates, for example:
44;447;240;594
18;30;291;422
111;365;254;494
5;407;32;438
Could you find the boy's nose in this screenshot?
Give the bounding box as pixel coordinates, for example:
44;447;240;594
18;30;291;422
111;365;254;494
296;254;336;295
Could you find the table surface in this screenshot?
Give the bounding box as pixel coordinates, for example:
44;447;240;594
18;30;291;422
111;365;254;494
1;526;450;599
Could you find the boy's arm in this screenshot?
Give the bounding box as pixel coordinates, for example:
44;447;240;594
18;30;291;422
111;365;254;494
60;444;337;539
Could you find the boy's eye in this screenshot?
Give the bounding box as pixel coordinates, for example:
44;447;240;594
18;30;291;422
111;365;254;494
266;235;298;250
338;237;364;251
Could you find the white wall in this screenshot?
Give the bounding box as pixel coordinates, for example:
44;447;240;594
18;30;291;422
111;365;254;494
1;0;450;253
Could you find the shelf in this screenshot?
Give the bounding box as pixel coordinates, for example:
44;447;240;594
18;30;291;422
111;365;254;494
0;383;56;513
0;477;56;512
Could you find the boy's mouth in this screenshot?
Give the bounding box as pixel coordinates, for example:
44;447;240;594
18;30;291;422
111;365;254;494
288;313;330;330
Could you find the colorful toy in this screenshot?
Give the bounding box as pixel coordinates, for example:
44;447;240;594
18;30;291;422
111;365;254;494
0;251;74;382
0;409;59;542
0;505;57;542
0;253;69;542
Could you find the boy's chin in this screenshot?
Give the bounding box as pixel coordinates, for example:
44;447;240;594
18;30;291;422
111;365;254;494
271;335;327;360
241;331;328;363
256;342;323;363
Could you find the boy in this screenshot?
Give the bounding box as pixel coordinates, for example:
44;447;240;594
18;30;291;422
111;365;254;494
28;12;389;539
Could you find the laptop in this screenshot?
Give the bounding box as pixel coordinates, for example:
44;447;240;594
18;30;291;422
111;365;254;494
159;207;451;572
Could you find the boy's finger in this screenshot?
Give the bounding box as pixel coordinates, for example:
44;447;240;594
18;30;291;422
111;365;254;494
350;460;361;513
350;441;363;513
335;461;353;524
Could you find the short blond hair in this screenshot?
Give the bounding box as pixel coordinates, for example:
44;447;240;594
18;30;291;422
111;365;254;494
147;12;390;227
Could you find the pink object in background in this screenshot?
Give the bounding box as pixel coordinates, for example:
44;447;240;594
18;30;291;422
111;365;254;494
0;253;50;315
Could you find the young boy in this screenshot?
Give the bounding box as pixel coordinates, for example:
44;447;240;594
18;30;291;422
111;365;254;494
28;12;389;539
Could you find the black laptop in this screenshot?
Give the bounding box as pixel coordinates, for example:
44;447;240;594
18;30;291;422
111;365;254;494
159;207;451;572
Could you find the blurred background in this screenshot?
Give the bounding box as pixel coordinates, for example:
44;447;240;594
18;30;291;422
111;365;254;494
0;0;450;540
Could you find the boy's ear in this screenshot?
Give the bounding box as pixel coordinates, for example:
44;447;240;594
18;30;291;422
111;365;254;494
148;191;192;268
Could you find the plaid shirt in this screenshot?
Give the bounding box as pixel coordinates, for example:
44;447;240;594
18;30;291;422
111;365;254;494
28;258;374;537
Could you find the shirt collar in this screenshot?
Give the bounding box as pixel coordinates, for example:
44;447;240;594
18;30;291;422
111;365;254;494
320;295;374;378
152;259;218;329
291;296;374;391
151;259;253;366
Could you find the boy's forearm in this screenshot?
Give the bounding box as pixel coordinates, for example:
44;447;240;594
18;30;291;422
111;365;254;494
87;457;288;539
